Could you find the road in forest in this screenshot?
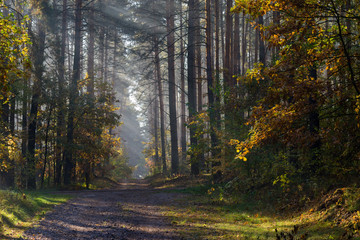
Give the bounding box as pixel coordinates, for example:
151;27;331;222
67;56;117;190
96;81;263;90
24;180;182;240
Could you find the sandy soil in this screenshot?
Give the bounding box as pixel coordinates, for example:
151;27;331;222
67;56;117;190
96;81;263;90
24;180;183;240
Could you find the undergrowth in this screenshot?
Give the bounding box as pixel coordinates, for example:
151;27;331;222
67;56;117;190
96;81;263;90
0;190;71;239
156;175;360;239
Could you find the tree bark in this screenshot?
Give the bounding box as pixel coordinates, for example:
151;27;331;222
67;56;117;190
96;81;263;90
27;21;46;190
64;0;82;185
188;0;199;175
224;0;233;87
55;0;68;187
233;12;240;77
206;0;219;171
153;83;160;171
241;11;247;75
179;0;187;168
154;37;167;174
167;0;179;175
258;16;266;66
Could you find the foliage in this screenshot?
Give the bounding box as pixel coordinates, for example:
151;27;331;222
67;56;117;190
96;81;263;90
0;2;30;178
230;0;360;186
109;146;133;180
0;2;30;100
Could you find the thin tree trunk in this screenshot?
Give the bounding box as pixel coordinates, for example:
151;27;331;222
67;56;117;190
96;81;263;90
309;67;320;174
220;0;225;73
99;27;105;82
255;18;259;64
104;29;109;83
258;15;266;66
21;79;28;188
41;105;53;189
153;82;160;171
84;2;95;189
154;37;167;174
233;13;240;77
241;11;247;75
179;0;187;167
224;0;233;87
87;4;95;96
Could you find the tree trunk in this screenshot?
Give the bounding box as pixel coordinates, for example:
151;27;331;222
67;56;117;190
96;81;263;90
64;0;82;186
167;0;179;175
224;0;233;87
309;67;320;174
104;28;109;83
241;11;247;75
84;2;95;189
87;3;95;96
188;0;199;175
21;78;28;188
27;22;46;190
179;0;187;168
41;105;53;188
206;0;220;174
258;15;266;66
233;12;240;77
55;0;67;187
153;84;160;171
154;37;167;174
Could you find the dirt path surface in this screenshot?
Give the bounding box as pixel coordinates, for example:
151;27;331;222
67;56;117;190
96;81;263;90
24;180;182;240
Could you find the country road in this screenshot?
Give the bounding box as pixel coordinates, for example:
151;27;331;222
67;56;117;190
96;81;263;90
24;180;183;240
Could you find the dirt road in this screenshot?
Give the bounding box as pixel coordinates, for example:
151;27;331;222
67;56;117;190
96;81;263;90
24;180;182;240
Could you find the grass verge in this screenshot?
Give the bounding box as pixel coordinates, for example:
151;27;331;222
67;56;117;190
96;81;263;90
155;177;360;239
0;189;72;239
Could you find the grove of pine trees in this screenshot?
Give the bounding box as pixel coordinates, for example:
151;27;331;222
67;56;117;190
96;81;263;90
0;0;359;196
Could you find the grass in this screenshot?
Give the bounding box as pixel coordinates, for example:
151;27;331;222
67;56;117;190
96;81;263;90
0;189;72;239
157;179;360;239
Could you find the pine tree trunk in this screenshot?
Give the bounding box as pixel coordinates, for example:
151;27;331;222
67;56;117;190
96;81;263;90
179;0;187;168
241;11;247;75
224;0;233;87
27;22;46;190
206;0;220;174
154;37;167;174
233;13;240;77
55;0;68;186
258;16;266;66
153;85;160;171
167;0;179;175
64;0;82;185
188;0;199;175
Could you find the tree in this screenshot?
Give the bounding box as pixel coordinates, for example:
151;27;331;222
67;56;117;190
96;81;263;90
231;0;360;182
27;20;46;189
64;0;82;185
0;1;30;188
167;0;179;175
188;0;199;175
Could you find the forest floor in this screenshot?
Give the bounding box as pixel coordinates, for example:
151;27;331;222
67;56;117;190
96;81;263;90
12;176;359;239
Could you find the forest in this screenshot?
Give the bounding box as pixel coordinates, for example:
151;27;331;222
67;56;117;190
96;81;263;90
0;0;360;239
